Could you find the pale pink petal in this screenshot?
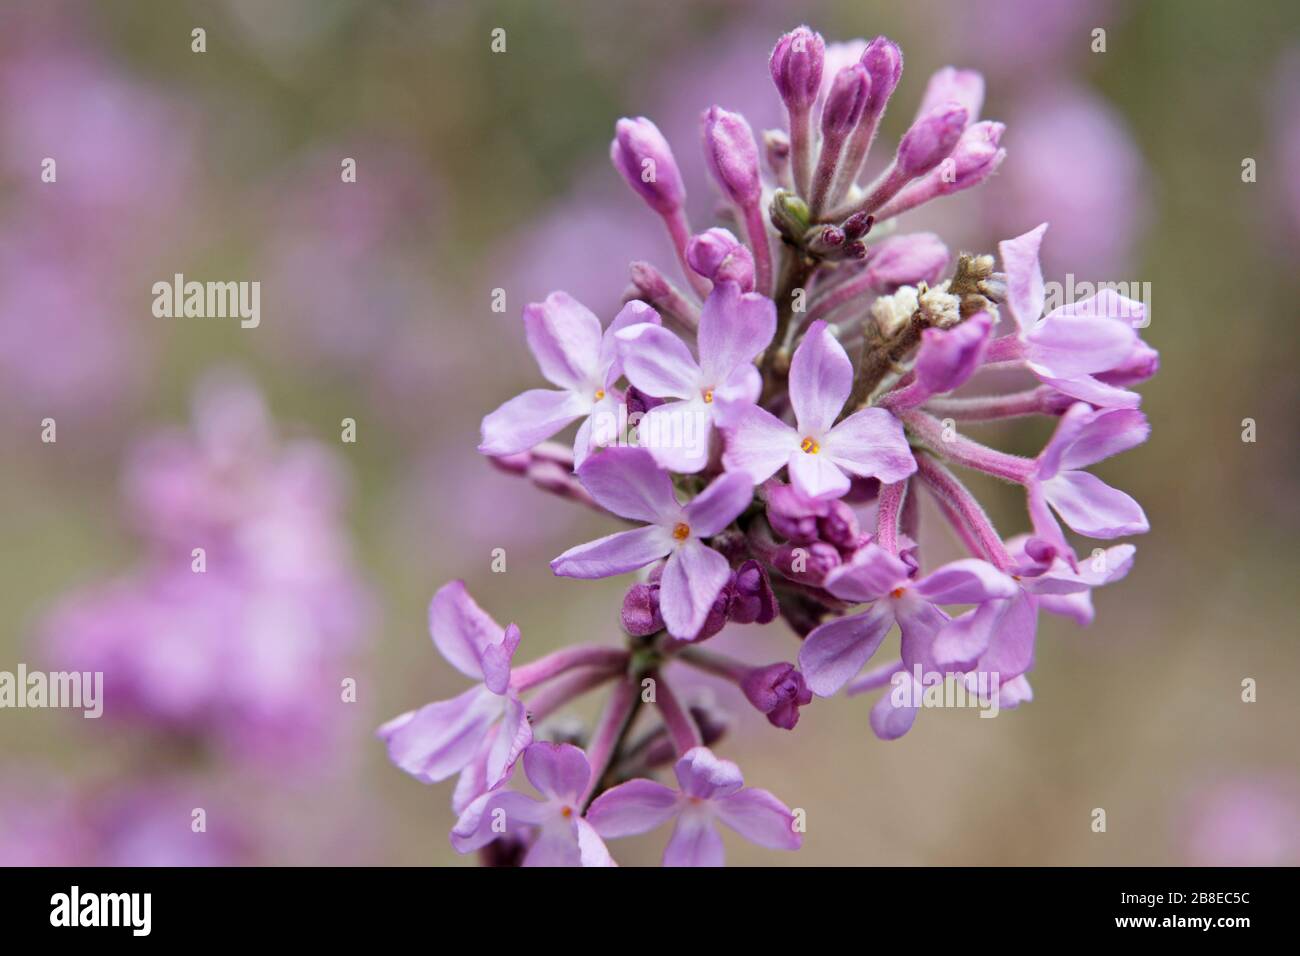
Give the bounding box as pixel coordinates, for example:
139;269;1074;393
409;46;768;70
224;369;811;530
575;446;680;522
696;283;777;385
870;681;920;740
683;471;754;537
479;622;522;696
449;789;549;854
523;828;583;867
484;694;533;789
1043;471;1149;538
720;403;797;484
522;742;591;804
788;320;852;436
673;747;744;800
823;543;910;603
663;811;725;867
551;525;674;579
1026;314;1137;379
799;602;895;696
524;292;603;391
1058;408;1150;471
573;817;618;867
999;223;1047;332
378;685;502;783
788;448;851;500
1043;373;1141;409
635;399;713;474
616;323;700;399
478;388;589;457
973;590;1038;682
658;540;732;638
896;597;950;673
823;408;917;483
586;779;681;837
427;580;504;682
601;300;660;384
912;558;1017;604
714;788;801;851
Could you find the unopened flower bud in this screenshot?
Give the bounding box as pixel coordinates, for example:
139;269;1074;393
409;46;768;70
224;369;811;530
897;103;967;177
915;67;985;123
611;117;685;215
741;663;813;730
776;540;841;584
817;500;861;551
621;581;663;636
821;63;871;136
770;26;825;111
764;480;828;543
841;211;874;240
686;228;756;291
860;36;903;116
769;189;811;240
914;310;994;395
763;128;791;176
702;106;762;206
729;559;778;624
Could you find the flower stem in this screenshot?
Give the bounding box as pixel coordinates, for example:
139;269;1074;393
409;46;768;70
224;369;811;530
651;669;701;755
579;675;641;809
875;480;907;554
510;645;630;693
898;408;1035;483
524;666;620;724
914;452;1013;570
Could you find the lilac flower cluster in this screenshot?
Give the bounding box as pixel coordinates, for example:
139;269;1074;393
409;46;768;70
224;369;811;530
382;25;1156;866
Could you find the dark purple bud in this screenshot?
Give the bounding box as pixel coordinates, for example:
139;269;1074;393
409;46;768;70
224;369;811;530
692;585;732;642
821;64;871;136
624;385;664;418
841;211;874;240
764;480;829;543
702;106;762;206
729;559;778;624
897;103;968;177
860;36;903;116
621;581;663;637
864;232;951;293
770;26;825;111
611;117;685;215
776;540;841;584
478;831;532;867
686;227;756;291
817;500;861;551
741;663;814;730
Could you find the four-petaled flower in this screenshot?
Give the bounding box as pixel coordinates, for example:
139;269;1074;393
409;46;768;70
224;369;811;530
377;581;532;812
551;447;753;639
479;293;660;467
586;746;801;866
451;742;616;867
722;320;916;499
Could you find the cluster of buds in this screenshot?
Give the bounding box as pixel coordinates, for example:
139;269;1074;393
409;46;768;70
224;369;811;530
382;25;1156;867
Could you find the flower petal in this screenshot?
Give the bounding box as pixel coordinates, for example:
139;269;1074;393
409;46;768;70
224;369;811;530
478;388;589;457
601;300;660;384
973;590;1038;683
586;779;681;837
551;525;674;579
1043;471;1149;538
720;402;797;484
663;811;725;867
658;540;732;639
378;685;502;783
823;407;917;483
799;602;895;696
575;446;680;522
524;292;603;391
479;623;522;696
714;788;801;851
616;322;700;399
427;580;504;682
573;817;618;867
522;742;591;804
484;693;533;789
1058;408;1150;471
897;596;950;673
788;320;852;436
683;471;754;537
870;680;920;740
449;789;549;854
635;399;713;473
696;283;776;386
788;447;851;500
999;223;1047;333
823;543;910;603
673;746;744;799
913;558;1017;604
1026;314;1137;379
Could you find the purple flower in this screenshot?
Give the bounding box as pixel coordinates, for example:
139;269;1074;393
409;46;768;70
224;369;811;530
378;582;532;810
741;663;813;729
610;117;686;216
722;321;916;499
479;294;660;467
551;447;753;639
769;27;825;111
616;282;775;472
1026;403;1151;552
450;742;615;867
999;224;1153;408
587;746;801;866
799;543;1017;696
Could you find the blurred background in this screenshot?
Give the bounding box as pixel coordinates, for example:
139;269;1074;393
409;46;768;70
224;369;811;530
1;0;1298;865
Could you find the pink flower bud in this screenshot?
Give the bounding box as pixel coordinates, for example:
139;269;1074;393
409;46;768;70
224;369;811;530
821;64;871;136
897;103;968;177
702;106;761;206
610;116;685;215
915;67;985;124
860;36;902;116
686;228;756;291
770;26;825;111
741;663;813;730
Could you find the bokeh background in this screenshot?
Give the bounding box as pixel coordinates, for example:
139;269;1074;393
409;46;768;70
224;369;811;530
2;0;1298;865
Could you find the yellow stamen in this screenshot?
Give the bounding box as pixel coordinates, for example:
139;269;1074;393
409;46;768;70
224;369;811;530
702;388;714;404
800;436;820;454
594;388;606;401
560;805;573;818
890;587;905;599
672;522;691;541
